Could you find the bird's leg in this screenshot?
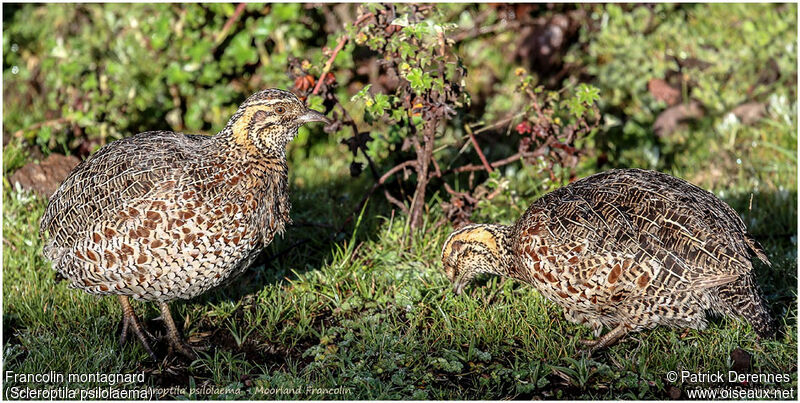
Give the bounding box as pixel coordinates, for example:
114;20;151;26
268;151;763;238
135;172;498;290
580;323;630;354
117;295;157;360
158;301;196;359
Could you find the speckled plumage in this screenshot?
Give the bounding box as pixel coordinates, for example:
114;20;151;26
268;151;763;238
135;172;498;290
40;89;329;358
442;169;775;351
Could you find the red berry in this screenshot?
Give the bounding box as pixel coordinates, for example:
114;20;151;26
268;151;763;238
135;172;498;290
516;121;532;134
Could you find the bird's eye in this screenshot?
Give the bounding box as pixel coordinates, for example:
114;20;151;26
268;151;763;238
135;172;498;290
275;106;286;114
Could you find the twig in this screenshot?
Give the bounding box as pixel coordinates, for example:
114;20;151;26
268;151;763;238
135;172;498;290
312;35;347;95
430;155;442;179
353;11;375;26
350;241;366;262
450;151;529;174
473;112;525;135
384;189;409;214
359;146;380;181
465;124;493;173
310;12;374;96
379;159;417;184
214;3;247;46
485;186;504;201
450;8;522;43
437;30;446;58
444;183;477;204
408;122;436;229
336;159;418;232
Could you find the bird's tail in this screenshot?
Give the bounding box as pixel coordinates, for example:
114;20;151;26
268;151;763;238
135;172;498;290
719;273;776;338
744;234;771;267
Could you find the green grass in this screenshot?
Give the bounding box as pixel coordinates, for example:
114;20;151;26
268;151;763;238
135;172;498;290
3;115;798;399
2;3;797;399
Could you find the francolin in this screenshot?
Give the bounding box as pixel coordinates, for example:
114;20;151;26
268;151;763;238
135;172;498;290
441;169;775;353
40;89;330;359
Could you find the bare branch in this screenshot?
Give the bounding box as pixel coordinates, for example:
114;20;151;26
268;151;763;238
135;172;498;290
384;190;409;214
450;152;528;174
379;160;417;184
311;12;374;95
214;3;247;46
312;35;348;95
465;124;493;173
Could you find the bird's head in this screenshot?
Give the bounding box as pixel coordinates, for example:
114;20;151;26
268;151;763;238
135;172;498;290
440;224;513;295
226;89;330;153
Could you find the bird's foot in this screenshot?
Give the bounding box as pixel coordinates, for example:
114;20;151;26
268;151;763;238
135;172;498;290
158;301;205;360
166;335;200;359
575;324;632;356
117;296;157;361
119;315;156;345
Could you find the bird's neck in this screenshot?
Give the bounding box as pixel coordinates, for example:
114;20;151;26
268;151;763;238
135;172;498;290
208;128;289;189
205;128;292;242
486;224;536;283
212;127;290;162
469;224;518;278
492;225;520;279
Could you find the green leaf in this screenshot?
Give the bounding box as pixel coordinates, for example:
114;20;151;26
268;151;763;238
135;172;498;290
199;63;222;85
187;40;213;63
565;96;586;118
575;83;601;105
307;94;325;112
150;14;172;50
391;108;405;122
399;41;417;61
367;93;391;117
81;74;98;91
272;3;300;20
390;15;410;27
36;126;52;145
224;32;258;66
165;62;191;85
351;84;372;103
184;102;204;130
406;68;433;94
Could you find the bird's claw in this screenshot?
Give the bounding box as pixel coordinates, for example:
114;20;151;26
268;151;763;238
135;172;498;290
167;340;198;359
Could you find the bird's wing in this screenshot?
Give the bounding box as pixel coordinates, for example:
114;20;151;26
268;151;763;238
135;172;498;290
513;170;748;310
40;132;210;261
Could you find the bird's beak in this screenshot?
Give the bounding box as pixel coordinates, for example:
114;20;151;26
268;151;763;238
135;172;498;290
299;109;332;125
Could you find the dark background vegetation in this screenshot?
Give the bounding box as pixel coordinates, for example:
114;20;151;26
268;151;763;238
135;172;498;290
3;3;797;399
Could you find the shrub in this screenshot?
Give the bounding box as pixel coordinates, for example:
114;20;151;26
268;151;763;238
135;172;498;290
3;3;795;230
568;3;798;169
